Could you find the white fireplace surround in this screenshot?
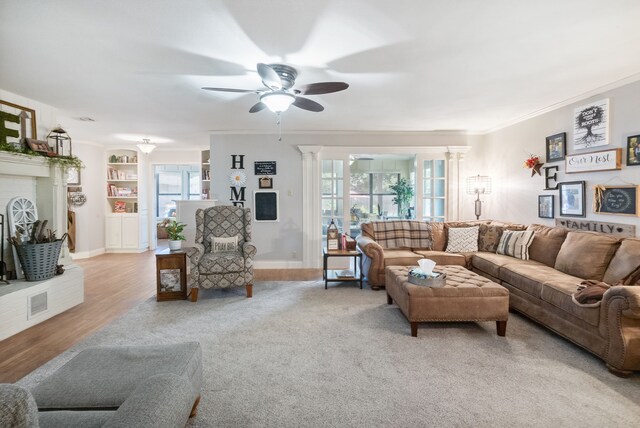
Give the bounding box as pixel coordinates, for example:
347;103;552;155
0;151;84;341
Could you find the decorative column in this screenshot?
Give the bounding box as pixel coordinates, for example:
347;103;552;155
298;145;322;268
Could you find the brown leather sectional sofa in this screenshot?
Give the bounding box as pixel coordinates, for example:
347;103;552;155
356;220;640;375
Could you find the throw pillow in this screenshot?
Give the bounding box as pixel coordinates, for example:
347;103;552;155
445;226;479;253
478;224;504;252
212;236;238;253
496;230;535;260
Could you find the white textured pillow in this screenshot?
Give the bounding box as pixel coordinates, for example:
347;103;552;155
212;236;238;253
496;230;535;260
445;226;479;253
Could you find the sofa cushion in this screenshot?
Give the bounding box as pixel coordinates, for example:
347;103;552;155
555;231;620;281
500;261;558;298
200;251;244;274
478;224;504;252
527;224;568;267
541;279;601;327
602;238;640;284
430;222;447;251
412;250;467;267
446;226;479;252
39;410;114;427
382;249;423;267
472;252;516;278
496;230;535;260
32;342;202;410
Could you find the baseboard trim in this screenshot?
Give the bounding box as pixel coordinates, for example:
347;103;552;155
254;268;322;281
70;248;106;260
254;260;304;269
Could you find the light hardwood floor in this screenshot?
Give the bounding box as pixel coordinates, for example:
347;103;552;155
0;251;157;383
0;250;322;383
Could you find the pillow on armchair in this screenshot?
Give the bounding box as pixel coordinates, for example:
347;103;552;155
212;236;238;253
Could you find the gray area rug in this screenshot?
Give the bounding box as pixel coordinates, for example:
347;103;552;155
19;281;640;427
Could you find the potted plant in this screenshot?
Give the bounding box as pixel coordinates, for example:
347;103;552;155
166;220;187;250
390;178;415;219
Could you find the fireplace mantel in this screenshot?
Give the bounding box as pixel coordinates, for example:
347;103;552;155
0;151;51;177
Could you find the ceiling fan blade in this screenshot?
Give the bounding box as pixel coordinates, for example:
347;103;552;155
202;87;257;93
257;63;282;90
292;96;324;112
296;82;349;95
249;102;267;113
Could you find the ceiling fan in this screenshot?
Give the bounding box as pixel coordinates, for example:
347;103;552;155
202;63;349;114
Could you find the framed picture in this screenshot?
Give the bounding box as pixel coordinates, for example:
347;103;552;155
67;167;81;185
0;99;37;149
156;253;187;301
545;132;566;162
594;185;639;216
259;177;273;189
559;181;586;217
565;148;622;173
538;195;554;219
573;98;609;150
627;134;640;166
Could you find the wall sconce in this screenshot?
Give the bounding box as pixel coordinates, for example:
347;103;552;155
46;126;72;157
466;175;492;220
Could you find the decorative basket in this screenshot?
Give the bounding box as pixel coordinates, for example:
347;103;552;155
15;238;64;281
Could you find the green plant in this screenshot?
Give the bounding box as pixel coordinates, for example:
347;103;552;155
0;141;84;170
166;220;187;241
390;178;415;219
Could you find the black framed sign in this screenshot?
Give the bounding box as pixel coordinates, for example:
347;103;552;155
254;190;279;222
559;181;586;217
254;161;277;175
594;185;639;216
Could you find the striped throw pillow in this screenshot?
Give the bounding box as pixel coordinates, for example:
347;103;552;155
496;230;535;260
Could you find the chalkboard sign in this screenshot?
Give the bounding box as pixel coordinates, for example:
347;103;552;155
254;161;277;176
595;185;638;216
254;191;279;222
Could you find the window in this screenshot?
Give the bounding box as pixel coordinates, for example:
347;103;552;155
155;165;201;218
422;159;446;222
349;172;399;235
321;160;343;240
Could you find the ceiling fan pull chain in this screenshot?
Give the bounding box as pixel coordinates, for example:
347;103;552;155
277;112;283;142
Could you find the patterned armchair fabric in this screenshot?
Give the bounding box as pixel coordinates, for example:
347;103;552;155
186;206;257;300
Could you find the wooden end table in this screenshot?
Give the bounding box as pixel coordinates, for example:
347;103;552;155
155;248;188;301
322;248;363;289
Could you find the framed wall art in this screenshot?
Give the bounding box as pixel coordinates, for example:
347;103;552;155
627;134;640;166
259;177;273;189
538;195;554;219
545;132;566;163
254;190;279;222
1;100;37;149
565;148;621;173
594;185;639;216
573;98;609;150
559;181;586;217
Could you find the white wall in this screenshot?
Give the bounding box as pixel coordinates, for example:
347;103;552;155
480;79;640;236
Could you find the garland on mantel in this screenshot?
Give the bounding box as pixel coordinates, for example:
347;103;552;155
0;141;84;170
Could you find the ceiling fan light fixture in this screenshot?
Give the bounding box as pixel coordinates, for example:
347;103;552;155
260;92;295;113
137;138;156;154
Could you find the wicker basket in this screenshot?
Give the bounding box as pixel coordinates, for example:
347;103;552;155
16;239;64;281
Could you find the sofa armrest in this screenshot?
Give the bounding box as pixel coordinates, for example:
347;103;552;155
599;286;640;373
104;374;195;428
356;235;385;287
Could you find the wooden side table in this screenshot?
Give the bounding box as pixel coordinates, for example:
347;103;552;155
322;248;363;289
155;249;188;301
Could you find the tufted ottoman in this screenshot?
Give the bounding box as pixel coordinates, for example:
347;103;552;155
385;265;509;337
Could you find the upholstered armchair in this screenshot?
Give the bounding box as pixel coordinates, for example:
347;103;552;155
186;206;256;301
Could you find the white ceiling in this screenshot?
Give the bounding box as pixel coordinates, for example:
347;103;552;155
2;0;640;148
